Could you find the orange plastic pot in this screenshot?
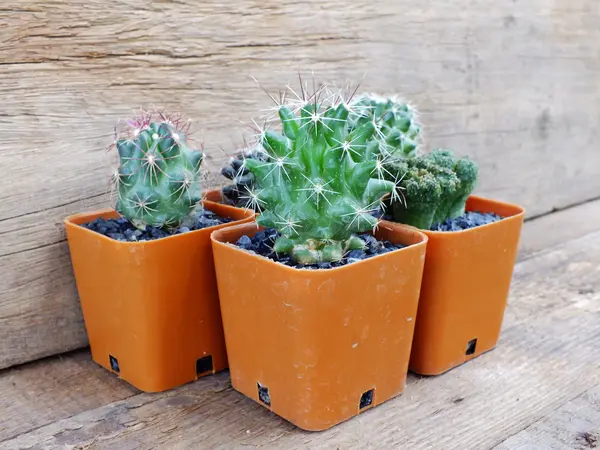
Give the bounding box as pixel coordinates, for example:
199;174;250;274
64;200;255;392
211;221;428;431
408;195;525;375
202;188;225;203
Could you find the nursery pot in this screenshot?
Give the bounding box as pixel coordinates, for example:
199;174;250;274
203;188;225;204
408;195;525;375
211;221;428;431
64;200;255;392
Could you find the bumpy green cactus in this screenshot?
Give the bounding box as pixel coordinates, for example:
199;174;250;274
112;111;204;230
386;149;478;229
222;93;420;211
347;93;421;159
244;88;397;265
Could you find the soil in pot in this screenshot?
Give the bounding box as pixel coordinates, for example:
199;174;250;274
233;228;406;269
81;208;234;242
382;210;503;232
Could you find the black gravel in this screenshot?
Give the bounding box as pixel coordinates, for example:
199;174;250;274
380;211;503;232
235;228;405;269
430;212;502;232
81;209;234;242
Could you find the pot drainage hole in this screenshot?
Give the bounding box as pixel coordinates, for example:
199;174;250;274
360;389;374;409
109;355;120;373
258;383;271;406
466;338;477;355
196;355;213;375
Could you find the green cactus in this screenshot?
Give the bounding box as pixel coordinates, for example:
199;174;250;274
221;93;420;211
112;110;204;230
386;148;478;230
347;93;421;159
244;86;397;265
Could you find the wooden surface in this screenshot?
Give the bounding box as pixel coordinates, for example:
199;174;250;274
495;384;599;450
1;205;599;449
0;351;138;443
1;0;600;368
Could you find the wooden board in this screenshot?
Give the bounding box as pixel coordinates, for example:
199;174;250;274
1;0;600;368
519;199;600;260
495;384;600;449
0;350;138;443
2;224;599;449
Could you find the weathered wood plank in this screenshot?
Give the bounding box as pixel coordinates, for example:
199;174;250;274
2;227;598;449
0;350;138;443
519;199;600;260
494;384;600;450
1;0;599;367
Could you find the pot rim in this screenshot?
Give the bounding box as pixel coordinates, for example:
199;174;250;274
399;194;526;236
210;219;428;273
64;199;255;247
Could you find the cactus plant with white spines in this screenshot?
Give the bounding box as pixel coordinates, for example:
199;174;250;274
222;92;421;211
240;81;399;265
110;110;205;230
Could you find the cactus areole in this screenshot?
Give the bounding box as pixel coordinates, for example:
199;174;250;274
243;88;400;265
112;111;204;230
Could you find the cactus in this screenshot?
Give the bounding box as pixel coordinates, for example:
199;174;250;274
386;148;478;230
111;110;204;230
347;93;421;159
243;83;397;265
222;93;420;211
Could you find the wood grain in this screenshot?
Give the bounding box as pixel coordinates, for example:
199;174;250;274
519;199;600;260
494;384;600;450
0;350;138;443
2;225;599;449
1;0;599;367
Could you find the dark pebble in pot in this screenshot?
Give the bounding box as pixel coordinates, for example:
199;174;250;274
431;212;502;232
236;235;252;249
346;249;367;260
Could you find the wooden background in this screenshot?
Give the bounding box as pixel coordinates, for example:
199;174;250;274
0;0;599;369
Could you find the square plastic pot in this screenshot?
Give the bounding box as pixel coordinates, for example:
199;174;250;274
64;200;255;392
408;195;525;375
211;221;428;431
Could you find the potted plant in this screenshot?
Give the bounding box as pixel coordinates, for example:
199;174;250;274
210;82;429;431
64;109;254;392
382;148;525;375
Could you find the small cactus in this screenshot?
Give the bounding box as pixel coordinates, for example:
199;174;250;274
385;148;478;229
243;81;397;265
111;110;204;230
